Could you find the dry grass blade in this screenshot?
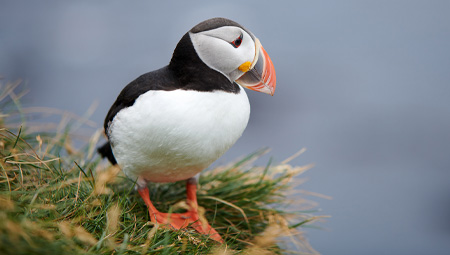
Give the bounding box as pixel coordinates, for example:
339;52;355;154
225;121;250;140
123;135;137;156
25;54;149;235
202;195;250;229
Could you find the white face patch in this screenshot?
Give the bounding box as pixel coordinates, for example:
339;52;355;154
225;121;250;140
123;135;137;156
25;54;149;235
189;26;256;82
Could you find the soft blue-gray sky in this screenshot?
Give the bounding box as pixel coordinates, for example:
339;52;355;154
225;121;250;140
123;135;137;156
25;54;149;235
1;1;450;254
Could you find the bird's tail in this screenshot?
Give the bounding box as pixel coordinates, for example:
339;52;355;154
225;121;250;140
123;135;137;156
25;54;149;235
97;141;117;165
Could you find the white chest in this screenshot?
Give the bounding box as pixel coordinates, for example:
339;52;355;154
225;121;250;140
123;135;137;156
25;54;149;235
109;87;250;183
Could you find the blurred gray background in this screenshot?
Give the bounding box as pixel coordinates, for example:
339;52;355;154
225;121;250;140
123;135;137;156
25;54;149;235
1;1;450;254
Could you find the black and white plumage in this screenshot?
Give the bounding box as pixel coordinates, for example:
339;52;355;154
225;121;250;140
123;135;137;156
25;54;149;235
97;17;276;242
99;17;276;186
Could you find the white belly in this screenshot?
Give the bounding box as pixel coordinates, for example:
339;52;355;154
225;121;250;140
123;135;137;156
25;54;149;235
109;87;250;183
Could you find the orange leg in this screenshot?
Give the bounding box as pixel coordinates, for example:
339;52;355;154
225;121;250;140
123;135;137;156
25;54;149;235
137;178;223;243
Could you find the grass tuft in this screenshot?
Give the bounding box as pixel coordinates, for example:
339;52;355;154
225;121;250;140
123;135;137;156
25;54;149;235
0;81;323;254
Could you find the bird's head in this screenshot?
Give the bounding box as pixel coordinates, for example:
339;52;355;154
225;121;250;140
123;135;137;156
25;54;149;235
170;18;276;96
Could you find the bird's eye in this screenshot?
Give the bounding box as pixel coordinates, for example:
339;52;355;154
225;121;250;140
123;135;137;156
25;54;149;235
230;34;243;48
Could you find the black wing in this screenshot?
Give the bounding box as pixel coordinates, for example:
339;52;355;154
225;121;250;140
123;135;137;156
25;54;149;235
98;66;180;165
97;141;117;165
103;66;181;135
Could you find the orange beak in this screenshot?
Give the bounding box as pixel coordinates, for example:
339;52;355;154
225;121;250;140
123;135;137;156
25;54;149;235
235;38;276;96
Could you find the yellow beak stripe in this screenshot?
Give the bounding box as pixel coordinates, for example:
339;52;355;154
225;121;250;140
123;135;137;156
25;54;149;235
238;61;252;73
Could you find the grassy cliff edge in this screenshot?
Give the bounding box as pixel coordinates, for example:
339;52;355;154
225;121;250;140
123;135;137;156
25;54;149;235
0;82;322;254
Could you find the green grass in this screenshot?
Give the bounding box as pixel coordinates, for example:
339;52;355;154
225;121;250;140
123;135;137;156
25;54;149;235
0;81;322;254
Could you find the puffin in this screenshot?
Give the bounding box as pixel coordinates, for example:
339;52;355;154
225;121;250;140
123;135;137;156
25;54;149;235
98;17;276;243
